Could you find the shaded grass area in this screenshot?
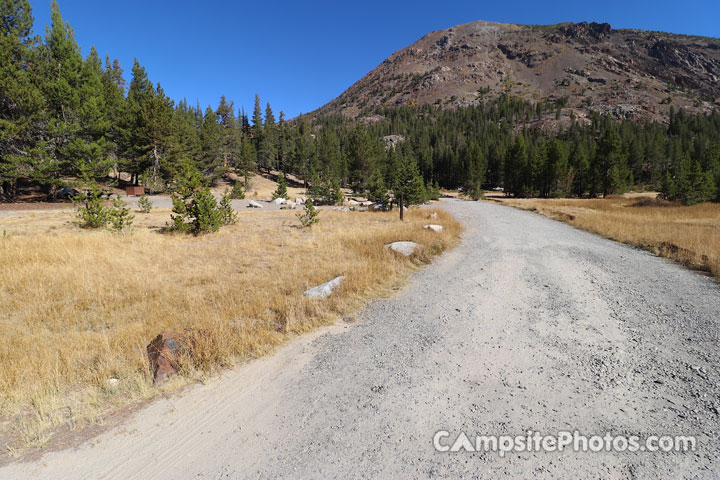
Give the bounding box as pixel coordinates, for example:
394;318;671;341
0;206;462;453
493;195;720;280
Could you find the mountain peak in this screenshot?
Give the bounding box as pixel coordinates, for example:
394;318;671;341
315;21;720;123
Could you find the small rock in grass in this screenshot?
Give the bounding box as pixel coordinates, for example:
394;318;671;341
303;276;345;299
386;241;422;256
424;224;443;232
146;331;190;383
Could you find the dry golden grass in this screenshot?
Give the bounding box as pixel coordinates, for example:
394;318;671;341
0;205;461;451
493;195;720;280
242;173;308;199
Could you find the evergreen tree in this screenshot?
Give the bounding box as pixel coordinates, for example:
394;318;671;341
0;0;45;200
596;125;624;196
392;150;425;220
504;135;529;197
43;0;85;196
366;168;387;204
199;105;223;182
258;103;277;173
215;95;237;169
272;172;288;200
465;141;486;200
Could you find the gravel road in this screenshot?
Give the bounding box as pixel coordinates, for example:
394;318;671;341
3;199;719;479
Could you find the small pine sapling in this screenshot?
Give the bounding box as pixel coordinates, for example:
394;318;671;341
219;190;237;225
75;185;109;228
297;198;319;227
109;195;134;232
229;182;245;199
138;194;153;213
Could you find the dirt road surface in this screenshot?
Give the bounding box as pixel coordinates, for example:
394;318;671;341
3;199;719;479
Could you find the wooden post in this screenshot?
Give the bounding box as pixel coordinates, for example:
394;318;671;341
399;193;404;221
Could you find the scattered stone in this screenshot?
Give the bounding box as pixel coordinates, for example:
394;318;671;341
147;331;190;383
295;197;306;204
272;197;287;205
347;199;360;206
386;241;422;256
248;200;263;208
303;276;345;299
424;224;444;232
107;378;120;388
428;212;439;220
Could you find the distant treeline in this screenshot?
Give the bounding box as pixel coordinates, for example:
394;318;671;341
331;102;720;204
2;1;719;205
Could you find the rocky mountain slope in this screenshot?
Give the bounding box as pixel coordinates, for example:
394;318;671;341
315;21;720;123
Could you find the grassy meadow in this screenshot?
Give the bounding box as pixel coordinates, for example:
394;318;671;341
0;204;461;453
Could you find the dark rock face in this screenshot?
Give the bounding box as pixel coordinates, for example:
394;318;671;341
558;22;612;44
312;20;720;124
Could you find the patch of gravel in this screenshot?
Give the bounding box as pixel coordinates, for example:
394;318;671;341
2;199;718;479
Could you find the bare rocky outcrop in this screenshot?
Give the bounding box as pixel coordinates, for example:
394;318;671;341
312;20;720;123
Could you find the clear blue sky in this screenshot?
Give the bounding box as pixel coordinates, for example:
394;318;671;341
28;0;720;119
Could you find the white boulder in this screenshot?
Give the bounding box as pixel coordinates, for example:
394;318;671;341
303;276;345;299
248;200;263;208
424;224;443;232
428;212;438;220
272;197;287;205
386;241;422;256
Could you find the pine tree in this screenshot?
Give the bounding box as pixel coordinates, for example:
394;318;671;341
366;168;387;204
465;142;486;200
102;56;128;178
504;135;528;197
297;198;319;227
392;150;425;220
251;94;263;166
272;172;288;200
199;105;223;182
0;0;45;200
43;0;85;196
596;125;624;196
70;45;111;180
215;95;237;169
